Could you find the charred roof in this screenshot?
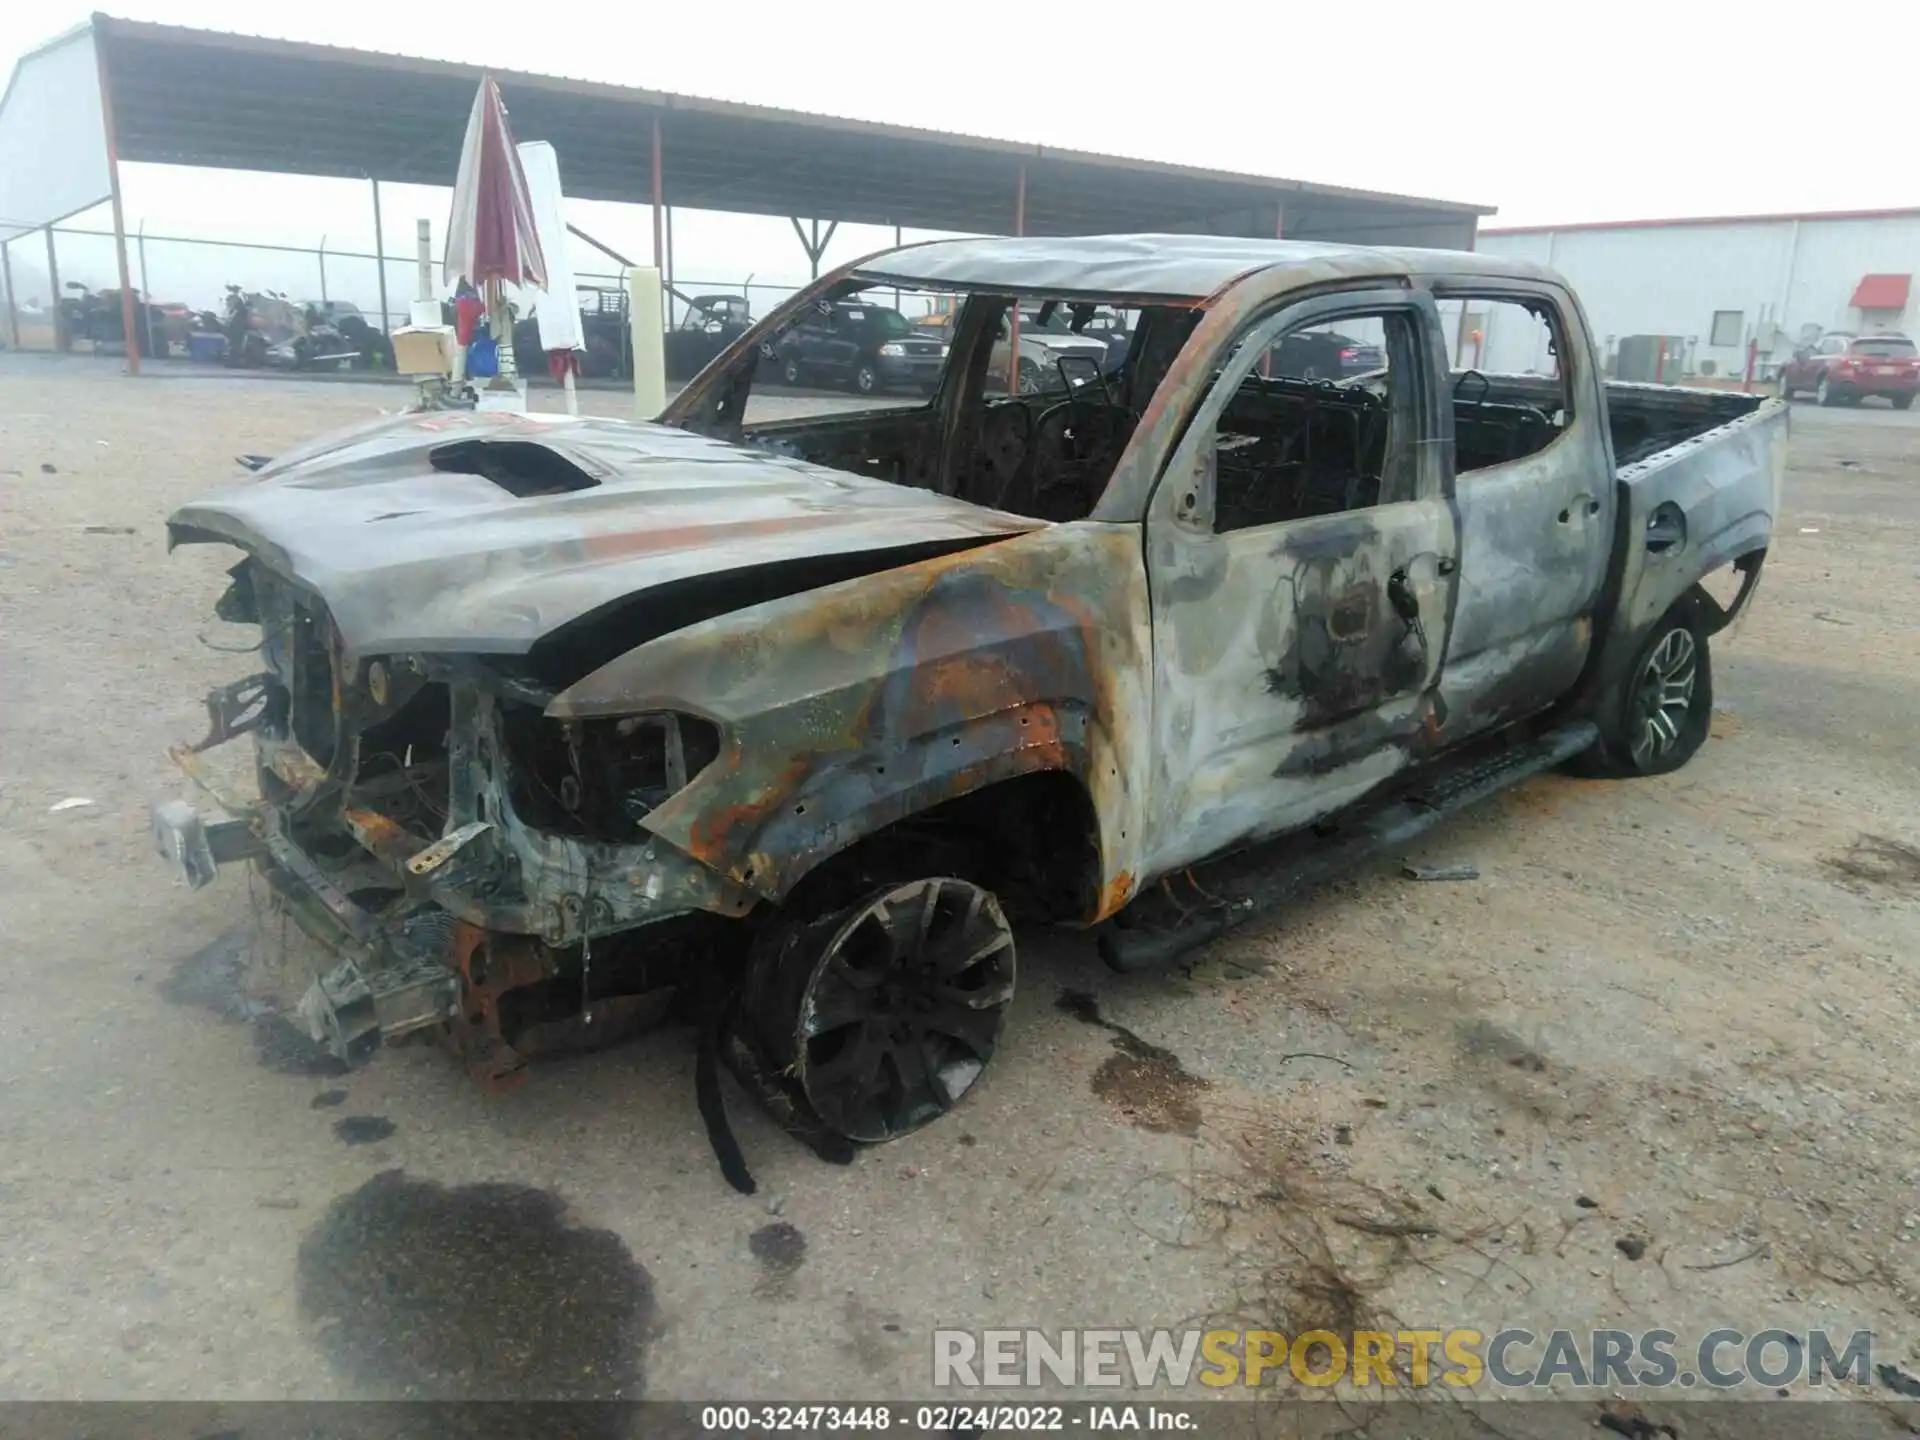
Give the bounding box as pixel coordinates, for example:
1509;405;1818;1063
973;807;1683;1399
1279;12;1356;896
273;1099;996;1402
852;235;1561;300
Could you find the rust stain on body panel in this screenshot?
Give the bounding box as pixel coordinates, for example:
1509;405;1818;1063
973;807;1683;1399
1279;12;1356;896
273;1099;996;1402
552;524;1152;917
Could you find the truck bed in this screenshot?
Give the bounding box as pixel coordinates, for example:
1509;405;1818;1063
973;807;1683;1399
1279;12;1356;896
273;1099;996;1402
1461;373;1769;472
1601;381;1768;468
1604;380;1785;640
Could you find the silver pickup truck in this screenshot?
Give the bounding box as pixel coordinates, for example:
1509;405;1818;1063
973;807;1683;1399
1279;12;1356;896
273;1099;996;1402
154;236;1783;1188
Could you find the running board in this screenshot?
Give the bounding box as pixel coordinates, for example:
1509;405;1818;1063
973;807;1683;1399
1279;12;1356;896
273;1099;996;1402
1096;720;1599;973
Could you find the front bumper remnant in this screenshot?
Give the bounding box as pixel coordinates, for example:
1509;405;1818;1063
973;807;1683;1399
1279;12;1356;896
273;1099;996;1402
151;798;262;890
296;957;461;1066
152;795;461;1068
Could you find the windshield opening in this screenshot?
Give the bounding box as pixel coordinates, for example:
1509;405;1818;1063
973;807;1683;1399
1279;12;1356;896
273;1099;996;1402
673;281;1185;525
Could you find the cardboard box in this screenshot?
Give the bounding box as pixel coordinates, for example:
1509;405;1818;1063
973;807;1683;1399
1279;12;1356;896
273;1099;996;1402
391;326;453;376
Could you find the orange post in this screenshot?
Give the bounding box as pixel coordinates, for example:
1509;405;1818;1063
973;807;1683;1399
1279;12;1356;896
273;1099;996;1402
93;28;140;374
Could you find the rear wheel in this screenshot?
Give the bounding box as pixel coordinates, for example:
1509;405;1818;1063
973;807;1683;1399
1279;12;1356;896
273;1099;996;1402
737;876;1016;1144
1598;606;1714;776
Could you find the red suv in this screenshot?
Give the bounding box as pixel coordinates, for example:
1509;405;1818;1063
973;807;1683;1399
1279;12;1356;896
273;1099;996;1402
1779;332;1919;409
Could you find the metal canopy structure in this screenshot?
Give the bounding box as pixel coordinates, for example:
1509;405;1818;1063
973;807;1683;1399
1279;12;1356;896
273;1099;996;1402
2;12;1494;372
94;16;1488;239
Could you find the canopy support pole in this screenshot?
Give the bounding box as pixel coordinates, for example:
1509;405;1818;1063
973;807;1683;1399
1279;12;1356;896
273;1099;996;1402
1005;164;1026;394
650;117;664;271
568;222;636;270
788;217;838;280
93;33;139;375
137;223;154;357
1;242;17;350
45;227;63;351
1259;200;1284;379
371;178;390;335
415;219;432;302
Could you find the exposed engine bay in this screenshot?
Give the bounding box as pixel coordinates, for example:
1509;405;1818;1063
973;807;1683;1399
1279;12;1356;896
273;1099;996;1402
169;545;1090;1186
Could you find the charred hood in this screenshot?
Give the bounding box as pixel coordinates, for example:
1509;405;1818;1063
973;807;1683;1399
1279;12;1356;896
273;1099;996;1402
167;412;1042;673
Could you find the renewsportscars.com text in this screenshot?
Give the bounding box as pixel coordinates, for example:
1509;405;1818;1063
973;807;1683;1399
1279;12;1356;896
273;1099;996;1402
932;1327;1874;1390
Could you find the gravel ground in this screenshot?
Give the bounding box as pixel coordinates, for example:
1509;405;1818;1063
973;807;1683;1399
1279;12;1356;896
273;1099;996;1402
0;354;1916;1427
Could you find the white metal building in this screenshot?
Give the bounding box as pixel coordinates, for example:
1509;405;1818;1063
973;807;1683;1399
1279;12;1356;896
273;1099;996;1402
1476;208;1920;381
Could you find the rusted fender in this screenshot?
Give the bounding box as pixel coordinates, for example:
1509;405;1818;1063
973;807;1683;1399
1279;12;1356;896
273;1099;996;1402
548;524;1154;922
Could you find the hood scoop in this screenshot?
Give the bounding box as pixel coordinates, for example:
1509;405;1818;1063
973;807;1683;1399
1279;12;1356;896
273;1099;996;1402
429;439;601;498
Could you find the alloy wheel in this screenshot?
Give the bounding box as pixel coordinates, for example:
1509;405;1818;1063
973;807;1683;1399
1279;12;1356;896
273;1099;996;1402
793;877;1015;1142
1629;627;1698;768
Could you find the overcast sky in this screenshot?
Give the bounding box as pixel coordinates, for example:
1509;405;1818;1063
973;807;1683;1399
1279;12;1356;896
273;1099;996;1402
4;0;1916;311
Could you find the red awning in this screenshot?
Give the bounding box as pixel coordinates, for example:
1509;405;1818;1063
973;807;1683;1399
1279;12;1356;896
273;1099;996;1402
1851;273;1911;310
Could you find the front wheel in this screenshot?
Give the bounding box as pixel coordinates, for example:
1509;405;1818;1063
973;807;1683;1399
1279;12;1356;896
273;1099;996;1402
852;361;880;395
736;876;1016;1144
781;355;803;387
1600;607;1714;776
1892;394;1914;411
1777;372;1794;401
1817;372;1836;407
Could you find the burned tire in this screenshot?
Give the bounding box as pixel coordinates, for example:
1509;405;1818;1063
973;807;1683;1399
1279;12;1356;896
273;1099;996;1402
735;876;1015;1144
1597;605;1714;777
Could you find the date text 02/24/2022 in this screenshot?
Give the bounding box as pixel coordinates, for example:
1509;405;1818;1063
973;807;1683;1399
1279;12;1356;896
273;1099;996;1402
698;1404;1199;1431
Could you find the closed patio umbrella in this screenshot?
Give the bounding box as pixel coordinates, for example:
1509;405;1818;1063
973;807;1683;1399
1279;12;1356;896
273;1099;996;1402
444;76;547;388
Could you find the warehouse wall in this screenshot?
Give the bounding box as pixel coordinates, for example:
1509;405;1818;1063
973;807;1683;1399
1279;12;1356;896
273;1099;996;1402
1479;215;1920;379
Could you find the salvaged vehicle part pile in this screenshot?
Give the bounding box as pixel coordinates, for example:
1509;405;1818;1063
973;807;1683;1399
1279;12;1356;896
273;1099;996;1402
153;234;1782;1190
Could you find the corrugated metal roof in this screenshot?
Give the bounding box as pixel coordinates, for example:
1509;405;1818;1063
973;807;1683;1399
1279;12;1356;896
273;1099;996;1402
66;13;1489;243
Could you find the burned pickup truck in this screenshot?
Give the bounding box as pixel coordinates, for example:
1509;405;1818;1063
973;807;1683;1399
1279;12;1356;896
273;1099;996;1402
155;236;1782;1181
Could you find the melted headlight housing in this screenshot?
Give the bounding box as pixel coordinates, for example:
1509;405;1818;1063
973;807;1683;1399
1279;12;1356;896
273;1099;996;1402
500;706;722;842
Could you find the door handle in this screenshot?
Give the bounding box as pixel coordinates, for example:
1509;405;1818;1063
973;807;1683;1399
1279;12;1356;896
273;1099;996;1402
1558;492;1601;524
1387;569;1419;622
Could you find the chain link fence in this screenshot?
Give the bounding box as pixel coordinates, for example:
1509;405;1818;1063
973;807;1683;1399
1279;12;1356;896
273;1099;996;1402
0;223;430;354
0;222;839;367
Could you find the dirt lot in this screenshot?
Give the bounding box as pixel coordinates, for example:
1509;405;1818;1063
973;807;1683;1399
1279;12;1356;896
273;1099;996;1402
1;355;1916;1428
